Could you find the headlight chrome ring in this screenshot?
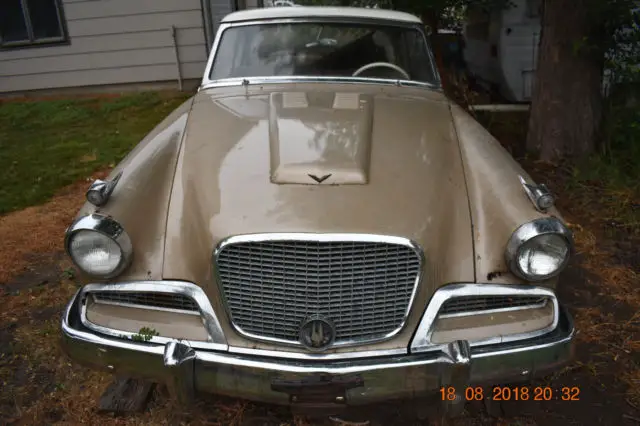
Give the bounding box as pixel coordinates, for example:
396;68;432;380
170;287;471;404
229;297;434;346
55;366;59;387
64;214;133;279
506;217;573;281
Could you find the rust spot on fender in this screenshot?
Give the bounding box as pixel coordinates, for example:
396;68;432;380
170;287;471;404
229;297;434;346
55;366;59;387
487;271;506;281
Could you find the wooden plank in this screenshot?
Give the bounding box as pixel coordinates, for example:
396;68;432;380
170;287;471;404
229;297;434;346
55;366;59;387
0;46;206;76
0;62;205;92
0;28;205;61
64;0;201;21
97;377;156;414
67;10;204;37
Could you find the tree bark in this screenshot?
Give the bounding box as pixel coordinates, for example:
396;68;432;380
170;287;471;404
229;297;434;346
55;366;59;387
526;0;604;162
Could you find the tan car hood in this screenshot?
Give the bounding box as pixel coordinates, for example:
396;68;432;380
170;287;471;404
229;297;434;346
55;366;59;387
162;84;475;351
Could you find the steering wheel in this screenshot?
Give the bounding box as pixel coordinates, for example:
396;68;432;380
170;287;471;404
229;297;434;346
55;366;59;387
352;62;411;80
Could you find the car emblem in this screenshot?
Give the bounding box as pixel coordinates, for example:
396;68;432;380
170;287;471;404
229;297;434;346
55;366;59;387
299;314;335;351
308;173;331;183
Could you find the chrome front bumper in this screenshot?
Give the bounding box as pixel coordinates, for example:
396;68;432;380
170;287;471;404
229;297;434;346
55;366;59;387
61;289;575;409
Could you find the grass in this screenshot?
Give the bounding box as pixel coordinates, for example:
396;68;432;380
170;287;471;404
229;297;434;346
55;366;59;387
0;91;191;215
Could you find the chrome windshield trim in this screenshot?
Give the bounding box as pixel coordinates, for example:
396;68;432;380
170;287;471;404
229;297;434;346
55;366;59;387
212;233;425;352
79;281;228;350
221;17;424;27
199;76;439;91
200;20;441;91
410;283;559;353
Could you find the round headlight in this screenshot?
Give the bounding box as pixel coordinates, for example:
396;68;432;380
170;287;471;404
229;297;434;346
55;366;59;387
506;218;573;281
69;230;123;275
65;215;132;278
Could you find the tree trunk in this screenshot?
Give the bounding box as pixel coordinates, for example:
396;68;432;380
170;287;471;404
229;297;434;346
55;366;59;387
526;0;604;162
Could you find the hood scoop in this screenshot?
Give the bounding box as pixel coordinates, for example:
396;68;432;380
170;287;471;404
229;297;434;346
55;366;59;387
269;91;373;185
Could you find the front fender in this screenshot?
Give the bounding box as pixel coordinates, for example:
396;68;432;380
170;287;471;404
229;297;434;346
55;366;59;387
75;97;195;281
450;104;563;288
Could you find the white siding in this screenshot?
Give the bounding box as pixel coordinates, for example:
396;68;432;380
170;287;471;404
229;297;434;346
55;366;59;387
498;0;541;101
462;8;503;89
0;0;224;93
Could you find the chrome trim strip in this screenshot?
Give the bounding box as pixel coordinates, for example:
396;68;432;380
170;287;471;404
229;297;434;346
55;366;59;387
505;217;574;281
79;281;228;351
212;233;424;351
195;340;466;375
199;19;441;91
91;294;201;317
217;232;420;246
410;283;559;353
63;289;167;358
437;298;550;319
64;214;133;279
227;346;408;361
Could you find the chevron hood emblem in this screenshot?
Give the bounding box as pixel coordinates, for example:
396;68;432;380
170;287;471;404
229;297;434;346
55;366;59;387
308;174;331;183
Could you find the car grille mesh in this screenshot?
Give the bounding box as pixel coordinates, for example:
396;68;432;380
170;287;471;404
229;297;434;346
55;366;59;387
438;295;548;317
216;238;421;344
92;291;199;313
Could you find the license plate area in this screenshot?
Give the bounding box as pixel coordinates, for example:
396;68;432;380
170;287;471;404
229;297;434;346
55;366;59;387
271;373;364;415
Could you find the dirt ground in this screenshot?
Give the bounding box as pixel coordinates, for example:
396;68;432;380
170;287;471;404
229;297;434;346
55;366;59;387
0;164;638;425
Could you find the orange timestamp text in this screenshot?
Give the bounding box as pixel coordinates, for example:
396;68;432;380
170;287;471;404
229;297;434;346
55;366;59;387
440;386;580;402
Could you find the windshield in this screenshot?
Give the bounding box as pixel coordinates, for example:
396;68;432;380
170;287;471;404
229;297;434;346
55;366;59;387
209;22;437;84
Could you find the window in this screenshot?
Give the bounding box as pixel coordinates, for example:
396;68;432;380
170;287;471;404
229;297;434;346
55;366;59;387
0;0;67;48
209;22;437;84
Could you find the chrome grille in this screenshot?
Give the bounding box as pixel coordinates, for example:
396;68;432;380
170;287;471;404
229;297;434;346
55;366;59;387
438;295;548;318
92;291;199;313
216;237;421;345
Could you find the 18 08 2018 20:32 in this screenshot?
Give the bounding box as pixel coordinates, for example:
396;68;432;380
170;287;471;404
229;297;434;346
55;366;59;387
440;386;581;402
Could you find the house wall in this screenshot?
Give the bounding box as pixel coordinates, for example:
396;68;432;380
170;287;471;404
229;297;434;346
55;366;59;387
464;0;635;103
0;0;230;93
498;0;541;101
462;0;540;102
462;7;503;91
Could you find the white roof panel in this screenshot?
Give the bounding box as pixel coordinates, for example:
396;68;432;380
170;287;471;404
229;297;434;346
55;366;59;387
222;6;422;25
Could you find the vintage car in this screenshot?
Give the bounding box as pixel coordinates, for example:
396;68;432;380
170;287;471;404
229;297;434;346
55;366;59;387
61;6;575;416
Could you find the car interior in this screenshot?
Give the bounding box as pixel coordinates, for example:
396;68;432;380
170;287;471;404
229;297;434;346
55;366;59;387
211;23;435;83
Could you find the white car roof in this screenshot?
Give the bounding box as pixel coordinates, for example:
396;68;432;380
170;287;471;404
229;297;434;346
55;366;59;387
221;6;422;25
